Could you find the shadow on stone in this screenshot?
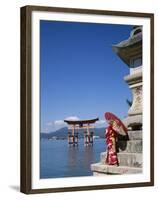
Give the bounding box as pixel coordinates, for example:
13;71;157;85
116;134;129;152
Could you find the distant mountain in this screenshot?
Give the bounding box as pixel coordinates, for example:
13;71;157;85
40;127;68;139
40;127;105;139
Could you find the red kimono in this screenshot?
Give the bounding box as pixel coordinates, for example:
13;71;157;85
105;125;119;166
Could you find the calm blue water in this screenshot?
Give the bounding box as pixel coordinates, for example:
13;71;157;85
40;138;106;179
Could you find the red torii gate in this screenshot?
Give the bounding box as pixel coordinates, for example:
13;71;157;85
64;118;99;146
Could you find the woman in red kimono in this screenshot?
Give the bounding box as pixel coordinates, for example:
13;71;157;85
104;112;128;166
105;123;119;166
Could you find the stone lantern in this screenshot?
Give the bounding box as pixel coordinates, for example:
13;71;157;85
112;26;142;130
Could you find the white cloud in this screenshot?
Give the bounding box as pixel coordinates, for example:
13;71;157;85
42;128;49;134
96;120;106;125
54;120;66;126
46;121;53;126
44;116;80;132
64;116;80;121
95;119;106;128
53;116;80;130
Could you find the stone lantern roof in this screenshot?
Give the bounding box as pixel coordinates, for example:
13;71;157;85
112;26;142;67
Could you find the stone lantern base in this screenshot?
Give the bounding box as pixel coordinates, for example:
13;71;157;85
91;130;142;175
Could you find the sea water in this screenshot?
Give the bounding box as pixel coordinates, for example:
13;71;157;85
40;138;106;179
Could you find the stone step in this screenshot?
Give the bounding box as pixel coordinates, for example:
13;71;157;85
127;130;142;140
117;131;142;141
91;163;142;175
123;115;142;130
100;152;142;167
117;139;142;153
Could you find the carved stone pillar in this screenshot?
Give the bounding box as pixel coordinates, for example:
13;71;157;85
123;69;142;129
128;86;142;116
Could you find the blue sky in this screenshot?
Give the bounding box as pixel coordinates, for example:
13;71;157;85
40;20;133;133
